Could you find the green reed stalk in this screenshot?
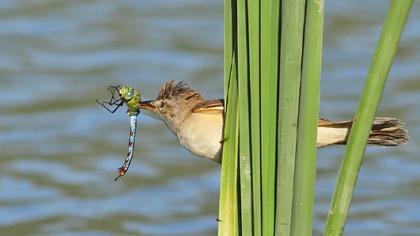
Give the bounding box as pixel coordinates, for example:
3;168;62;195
261;0;280;235
248;0;262;234
237;0;253;234
276;0;306;234
324;1;412;235
218;0;238;235
220;0;324;235
291;1;324;236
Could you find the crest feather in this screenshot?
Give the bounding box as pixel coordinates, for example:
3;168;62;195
157;81;203;101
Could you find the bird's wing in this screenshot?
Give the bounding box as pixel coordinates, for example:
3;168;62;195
192;99;224;114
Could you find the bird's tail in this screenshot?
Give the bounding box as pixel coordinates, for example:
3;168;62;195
317;117;409;147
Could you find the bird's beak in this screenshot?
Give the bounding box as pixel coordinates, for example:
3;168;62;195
138;100;156;113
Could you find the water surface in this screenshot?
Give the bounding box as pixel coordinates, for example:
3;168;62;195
1;1;419;235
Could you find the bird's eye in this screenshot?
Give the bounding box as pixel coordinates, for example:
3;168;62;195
156;100;165;108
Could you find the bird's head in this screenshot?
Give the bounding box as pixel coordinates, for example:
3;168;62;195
139;81;203;131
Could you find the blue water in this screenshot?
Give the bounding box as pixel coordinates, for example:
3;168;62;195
0;1;419;235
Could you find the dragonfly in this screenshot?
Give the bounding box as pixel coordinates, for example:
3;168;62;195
96;85;142;181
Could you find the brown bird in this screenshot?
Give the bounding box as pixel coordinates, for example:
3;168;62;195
138;81;408;163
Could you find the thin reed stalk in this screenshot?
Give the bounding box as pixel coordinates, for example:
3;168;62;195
325;1;413;235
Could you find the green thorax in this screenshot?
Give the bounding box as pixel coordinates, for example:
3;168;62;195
118;86;141;116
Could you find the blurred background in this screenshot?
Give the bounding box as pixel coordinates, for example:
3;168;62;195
0;1;419;235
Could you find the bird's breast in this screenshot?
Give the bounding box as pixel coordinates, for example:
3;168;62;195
177;113;223;162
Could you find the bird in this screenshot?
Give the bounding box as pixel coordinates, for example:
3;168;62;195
137;80;408;163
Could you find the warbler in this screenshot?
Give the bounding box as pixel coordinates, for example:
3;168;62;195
138;81;408;163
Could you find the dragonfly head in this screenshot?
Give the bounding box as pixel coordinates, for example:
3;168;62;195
97;85;141;115
118;86;141;116
118;86;136;102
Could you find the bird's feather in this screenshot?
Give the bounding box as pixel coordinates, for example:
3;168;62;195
192;99;224;114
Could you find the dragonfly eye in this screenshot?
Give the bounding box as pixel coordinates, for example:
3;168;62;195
122;92;133;102
118;86;136;101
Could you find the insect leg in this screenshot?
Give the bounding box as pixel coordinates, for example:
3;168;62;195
96;99;123;113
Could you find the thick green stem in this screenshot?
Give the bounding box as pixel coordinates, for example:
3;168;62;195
237;0;253;235
248;0;262;235
275;0;306;234
218;0;239;235
291;0;324;236
261;1;280;235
